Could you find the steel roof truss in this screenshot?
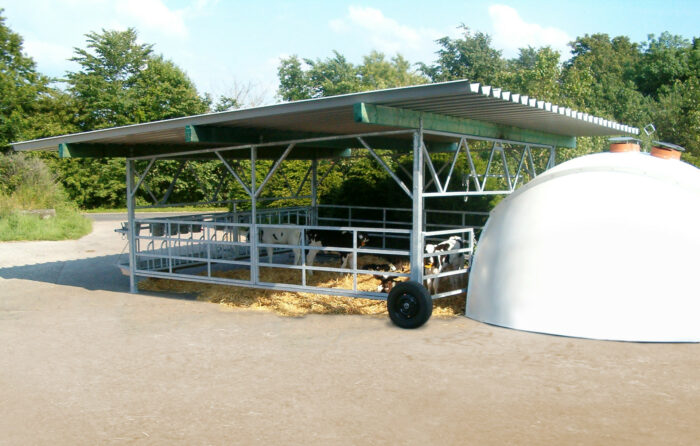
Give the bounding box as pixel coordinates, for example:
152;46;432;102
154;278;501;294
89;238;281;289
422;142;443;193
442;138;465;192
185;161;211;201
294;163;313;197
358;137;413;199
424;161;449;192
130;158;155;200
255;143;295;198
158;160;186;205
215;152;252;197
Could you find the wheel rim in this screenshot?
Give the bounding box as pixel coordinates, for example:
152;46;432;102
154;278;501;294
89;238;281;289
395;293;419;319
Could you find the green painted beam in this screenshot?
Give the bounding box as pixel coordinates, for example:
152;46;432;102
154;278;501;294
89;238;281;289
58;143;186;158
185;125;337;145
184;124;457;153
354;103;577;148
57;143;353;160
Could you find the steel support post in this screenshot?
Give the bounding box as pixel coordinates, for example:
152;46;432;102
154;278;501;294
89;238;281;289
311;158;318;225
250;147;259;284
410;126;424;283
548;146;557;169
126;159;138;293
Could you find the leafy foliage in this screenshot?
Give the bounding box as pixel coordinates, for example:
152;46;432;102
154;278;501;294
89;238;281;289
0;152;91;240
0;10;72;149
419;25;506;85
0;152;62;210
278;50;426;101
504;46;563;102
50;28;212;208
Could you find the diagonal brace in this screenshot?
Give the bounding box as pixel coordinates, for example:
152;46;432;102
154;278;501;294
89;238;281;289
255;143;295;198
159;160;186;205
216;152;252;196
422;143;443;193
130;158;155;199
358;137;412;199
443;138;465;191
294;164;313;197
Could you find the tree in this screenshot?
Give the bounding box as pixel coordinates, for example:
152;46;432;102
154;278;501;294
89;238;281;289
562;34;644;119
0;9;70;149
134;55;210;121
358;51;426;90
504;46;563;102
277;55;314;101
67;28;153;130
277;50;425;101
57;28;211;208
651;76;700;164
419;25;506;85
636;32;695;97
560;33;653;159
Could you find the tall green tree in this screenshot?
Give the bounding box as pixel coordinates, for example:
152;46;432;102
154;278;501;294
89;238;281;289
359;51;426;90
67;28;154;130
135;55;210;121
57;28;211;208
562;34;647;123
419;25;506;85
559;33;652;158
503;46;563;102
635;32;696;97
0;9;72;149
277;50;425;101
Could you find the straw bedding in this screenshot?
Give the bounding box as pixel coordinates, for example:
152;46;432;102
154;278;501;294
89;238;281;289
139;255;466;318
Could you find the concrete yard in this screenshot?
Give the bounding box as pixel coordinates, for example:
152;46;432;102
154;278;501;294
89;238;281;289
1;215;698;445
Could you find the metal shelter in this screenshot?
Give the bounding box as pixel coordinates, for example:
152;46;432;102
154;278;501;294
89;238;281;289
12;80;638;328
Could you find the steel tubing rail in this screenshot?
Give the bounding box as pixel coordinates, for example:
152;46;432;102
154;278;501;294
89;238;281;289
318;203;489;216
255;223;411;234
423;268;469;281
424;227;476;237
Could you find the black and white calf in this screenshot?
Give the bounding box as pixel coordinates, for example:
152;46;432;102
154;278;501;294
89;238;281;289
305;230;369;274
259;228;302;265
364;263;398;293
424;236;466;295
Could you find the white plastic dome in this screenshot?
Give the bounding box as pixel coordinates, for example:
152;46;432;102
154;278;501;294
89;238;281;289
466;152;700;342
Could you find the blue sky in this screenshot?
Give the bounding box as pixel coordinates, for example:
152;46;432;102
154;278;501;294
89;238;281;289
3;0;699;104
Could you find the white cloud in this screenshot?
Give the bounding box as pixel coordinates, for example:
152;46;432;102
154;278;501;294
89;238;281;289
329;6;442;60
22;39;78;77
488;5;571;57
23;39;74;65
116;0;188;38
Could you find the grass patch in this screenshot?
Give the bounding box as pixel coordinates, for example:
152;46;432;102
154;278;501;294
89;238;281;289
0;152;93;241
0;204;92;241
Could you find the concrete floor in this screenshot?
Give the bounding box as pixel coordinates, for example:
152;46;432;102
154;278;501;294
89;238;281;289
1;217;698;445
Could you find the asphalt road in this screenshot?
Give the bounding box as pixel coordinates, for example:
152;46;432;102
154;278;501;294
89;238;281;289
1;221;698;445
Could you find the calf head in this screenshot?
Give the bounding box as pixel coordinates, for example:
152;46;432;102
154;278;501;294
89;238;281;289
424;243;440;271
357;232;369;247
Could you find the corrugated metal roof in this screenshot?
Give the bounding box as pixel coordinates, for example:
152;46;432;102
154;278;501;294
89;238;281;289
11;80;638;152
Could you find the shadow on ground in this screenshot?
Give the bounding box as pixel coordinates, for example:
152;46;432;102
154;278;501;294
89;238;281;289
0;254;130;292
0;254;198;302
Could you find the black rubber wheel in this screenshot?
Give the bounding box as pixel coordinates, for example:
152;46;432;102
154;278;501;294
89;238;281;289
387;281;433;329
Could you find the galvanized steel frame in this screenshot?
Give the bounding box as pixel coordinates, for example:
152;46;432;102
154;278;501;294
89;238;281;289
124;126;559;299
